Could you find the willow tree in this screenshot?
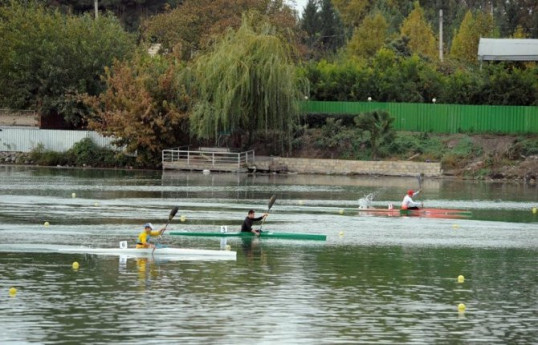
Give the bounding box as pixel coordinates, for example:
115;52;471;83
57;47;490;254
191;13;307;153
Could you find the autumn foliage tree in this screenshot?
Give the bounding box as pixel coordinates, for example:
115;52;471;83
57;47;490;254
451;10;496;63
400;2;437;60
347;11;388;59
84;54;192;165
332;0;370;28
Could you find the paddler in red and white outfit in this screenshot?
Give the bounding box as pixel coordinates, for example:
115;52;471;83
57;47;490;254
401;190;423;210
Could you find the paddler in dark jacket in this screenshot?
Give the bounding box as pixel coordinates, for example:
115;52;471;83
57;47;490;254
241;209;268;234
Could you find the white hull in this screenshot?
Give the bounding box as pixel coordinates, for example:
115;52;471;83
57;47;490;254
1;244;236;261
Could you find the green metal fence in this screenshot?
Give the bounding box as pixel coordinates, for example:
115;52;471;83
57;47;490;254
300;101;538;134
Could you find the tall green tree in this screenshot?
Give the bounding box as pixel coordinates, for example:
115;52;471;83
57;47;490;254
35;0;178;31
332;0;370;28
191;14;307;152
318;0;345;54
300;0;321;54
400;2;437;60
347;11;388;59
494;0;538;38
0;1;135;127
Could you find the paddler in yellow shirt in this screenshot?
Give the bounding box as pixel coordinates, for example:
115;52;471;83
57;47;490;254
136;223;166;249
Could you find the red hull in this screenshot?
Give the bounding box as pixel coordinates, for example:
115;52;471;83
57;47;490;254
357;207;471;219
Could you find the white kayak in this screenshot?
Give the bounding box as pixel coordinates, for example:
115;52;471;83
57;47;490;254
1;243;236;261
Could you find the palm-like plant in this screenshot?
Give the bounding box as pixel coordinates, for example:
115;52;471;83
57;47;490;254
354;110;395;160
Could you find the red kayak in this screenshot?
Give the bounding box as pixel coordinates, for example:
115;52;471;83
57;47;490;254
357;207;472;219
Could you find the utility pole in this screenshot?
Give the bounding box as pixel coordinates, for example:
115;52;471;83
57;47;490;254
94;0;98;19
439;9;443;62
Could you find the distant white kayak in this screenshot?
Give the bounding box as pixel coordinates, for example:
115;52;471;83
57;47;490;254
0;243;236;261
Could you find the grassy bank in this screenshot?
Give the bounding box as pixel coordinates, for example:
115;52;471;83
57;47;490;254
256;124;538;181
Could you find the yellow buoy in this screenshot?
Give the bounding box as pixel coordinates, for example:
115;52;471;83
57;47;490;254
452;224;460;229
72;262;80;270
532;207;537;214
458;303;466;312
44;221;50;227
9;287;17;296
458;275;465;283
180;215;187;222
339;209;344;215
298;200;304;205
94;202;99;207
339;231;344;237
225;245;231;251
71;192;76;198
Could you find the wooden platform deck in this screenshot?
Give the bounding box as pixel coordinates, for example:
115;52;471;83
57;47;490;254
162;147;254;173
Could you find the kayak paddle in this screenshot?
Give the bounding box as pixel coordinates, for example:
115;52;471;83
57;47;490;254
163;206;179;235
153;206;179;254
259;194;276;232
417;173;424;208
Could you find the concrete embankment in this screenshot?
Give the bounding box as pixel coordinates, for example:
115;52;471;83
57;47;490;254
252;156;441;177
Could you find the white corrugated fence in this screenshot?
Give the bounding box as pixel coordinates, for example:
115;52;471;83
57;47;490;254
0;127;117;152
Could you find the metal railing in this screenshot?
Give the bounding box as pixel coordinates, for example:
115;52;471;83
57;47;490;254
162;148;255;170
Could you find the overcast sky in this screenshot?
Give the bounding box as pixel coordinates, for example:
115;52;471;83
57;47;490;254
287;0;309;16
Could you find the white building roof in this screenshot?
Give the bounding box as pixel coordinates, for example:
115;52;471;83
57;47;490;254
478;38;538;61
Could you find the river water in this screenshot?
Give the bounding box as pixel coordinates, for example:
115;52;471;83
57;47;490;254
0;166;536;344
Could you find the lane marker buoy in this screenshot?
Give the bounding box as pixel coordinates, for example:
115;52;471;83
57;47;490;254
180;215;187;222
9;287;17;296
44;221;50;227
458;275;465;283
72;262;80;270
339;209;344;215
72;193;76;198
458;303;466;312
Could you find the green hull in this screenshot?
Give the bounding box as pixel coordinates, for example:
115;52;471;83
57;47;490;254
169;231;327;241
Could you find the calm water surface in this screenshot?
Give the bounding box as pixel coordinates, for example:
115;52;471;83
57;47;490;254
0;166;536;344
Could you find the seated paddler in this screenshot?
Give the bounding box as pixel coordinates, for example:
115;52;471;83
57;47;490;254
136;223;166;249
401;189;423;210
241;209;268;235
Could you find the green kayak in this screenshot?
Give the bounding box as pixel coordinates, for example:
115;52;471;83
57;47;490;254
169;231;327;241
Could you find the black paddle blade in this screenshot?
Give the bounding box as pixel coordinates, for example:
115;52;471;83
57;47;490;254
169;206;179;221
267;195;277;211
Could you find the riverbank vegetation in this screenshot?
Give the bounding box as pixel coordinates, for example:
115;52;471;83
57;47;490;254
0;1;537;177
286;122;538;180
22;138;137;168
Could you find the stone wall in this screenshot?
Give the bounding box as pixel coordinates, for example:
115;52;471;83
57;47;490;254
254;156;441;177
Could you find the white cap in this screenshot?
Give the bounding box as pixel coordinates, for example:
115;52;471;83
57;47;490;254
144;223;154;230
